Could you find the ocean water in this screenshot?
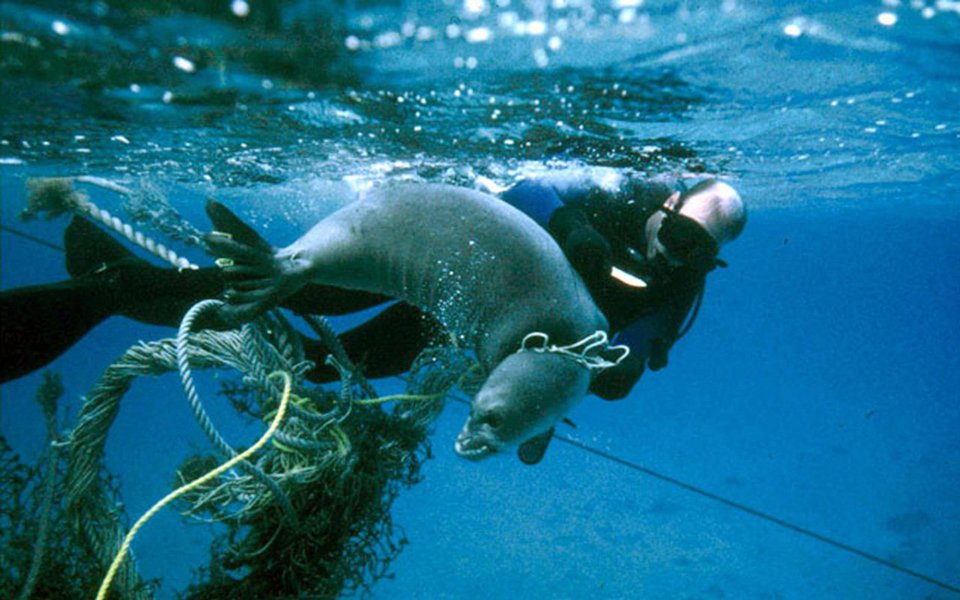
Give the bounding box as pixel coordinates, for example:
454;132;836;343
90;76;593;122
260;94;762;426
1;0;958;598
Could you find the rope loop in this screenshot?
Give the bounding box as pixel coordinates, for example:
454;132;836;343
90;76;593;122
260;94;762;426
518;330;630;371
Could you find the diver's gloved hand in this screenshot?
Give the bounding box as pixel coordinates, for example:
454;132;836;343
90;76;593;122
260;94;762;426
648;337;670;371
548;206;612;278
204;200;285;324
590;351;645;400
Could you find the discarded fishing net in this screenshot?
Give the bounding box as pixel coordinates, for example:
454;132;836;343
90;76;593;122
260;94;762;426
8;176;480;597
0;372;114;599
2;301;474;599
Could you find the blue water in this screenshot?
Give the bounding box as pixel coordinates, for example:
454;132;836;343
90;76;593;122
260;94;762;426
1;0;959;598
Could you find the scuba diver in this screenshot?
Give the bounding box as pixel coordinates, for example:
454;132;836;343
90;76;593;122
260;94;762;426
0;174;745;461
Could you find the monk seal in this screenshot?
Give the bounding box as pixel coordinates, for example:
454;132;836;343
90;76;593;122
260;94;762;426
205;183;611;460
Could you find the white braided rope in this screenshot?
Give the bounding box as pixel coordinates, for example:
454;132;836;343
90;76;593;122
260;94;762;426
73;176;198;271
518;330;630;371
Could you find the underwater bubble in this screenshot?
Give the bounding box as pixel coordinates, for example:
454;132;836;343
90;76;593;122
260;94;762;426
466;27;493;43
231;0;250;18
877;12;899;25
51;20;70;36
528;20;548;36
173;56;196;73
416;26;437;41
533;47;549;67
783;23;802;37
375;31;402;48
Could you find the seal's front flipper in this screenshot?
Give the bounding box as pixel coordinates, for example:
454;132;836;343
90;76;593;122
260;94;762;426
517;427;555;465
204;200;284;323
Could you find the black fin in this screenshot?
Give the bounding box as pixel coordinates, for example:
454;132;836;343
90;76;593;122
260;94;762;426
64;216;137;278
517;427;555;466
0;280;114;383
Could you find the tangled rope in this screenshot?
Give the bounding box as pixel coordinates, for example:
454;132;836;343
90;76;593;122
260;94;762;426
96;371;295;600
176;300;297;522
519;330;630;371
63;333;249;598
53;292;472;598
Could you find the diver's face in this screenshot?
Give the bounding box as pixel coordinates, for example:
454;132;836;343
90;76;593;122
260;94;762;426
646;193;719;269
454;352;590;460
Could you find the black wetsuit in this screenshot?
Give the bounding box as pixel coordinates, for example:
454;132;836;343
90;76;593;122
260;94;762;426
0;178;709;397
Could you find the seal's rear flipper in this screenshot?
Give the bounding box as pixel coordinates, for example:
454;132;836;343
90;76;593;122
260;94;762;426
204;200;283;323
517;427;555;465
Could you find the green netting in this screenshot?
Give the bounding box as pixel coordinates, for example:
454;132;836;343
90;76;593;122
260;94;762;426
2;304;477;599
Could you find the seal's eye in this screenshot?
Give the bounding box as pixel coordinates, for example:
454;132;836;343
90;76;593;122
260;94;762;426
479;412;503;430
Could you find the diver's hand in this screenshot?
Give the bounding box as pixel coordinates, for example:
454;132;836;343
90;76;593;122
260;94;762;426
648;337;670;371
590;352;645;400
548;206;612;278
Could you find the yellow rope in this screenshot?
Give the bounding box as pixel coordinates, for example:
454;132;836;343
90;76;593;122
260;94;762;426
352;362;482;407
95;371;293;600
353;392;444;406
329;424;351;457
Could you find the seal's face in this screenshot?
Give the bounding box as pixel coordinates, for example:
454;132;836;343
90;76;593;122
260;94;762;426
455;351;590;460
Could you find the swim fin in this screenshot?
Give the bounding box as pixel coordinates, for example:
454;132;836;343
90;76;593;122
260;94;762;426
63;216;225;326
517;427;555;465
204;200;286;324
0;277;115;383
64;215;137;277
1;217;225;384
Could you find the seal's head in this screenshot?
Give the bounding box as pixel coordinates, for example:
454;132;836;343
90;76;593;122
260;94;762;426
645;179;746;270
455;351;590;460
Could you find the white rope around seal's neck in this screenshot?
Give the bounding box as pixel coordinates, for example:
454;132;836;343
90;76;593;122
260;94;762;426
518;330;630;371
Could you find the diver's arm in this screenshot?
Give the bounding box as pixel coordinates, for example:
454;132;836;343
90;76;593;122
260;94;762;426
589;321;653;400
590;351;645;401
499;179;565;228
500;179;612;283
